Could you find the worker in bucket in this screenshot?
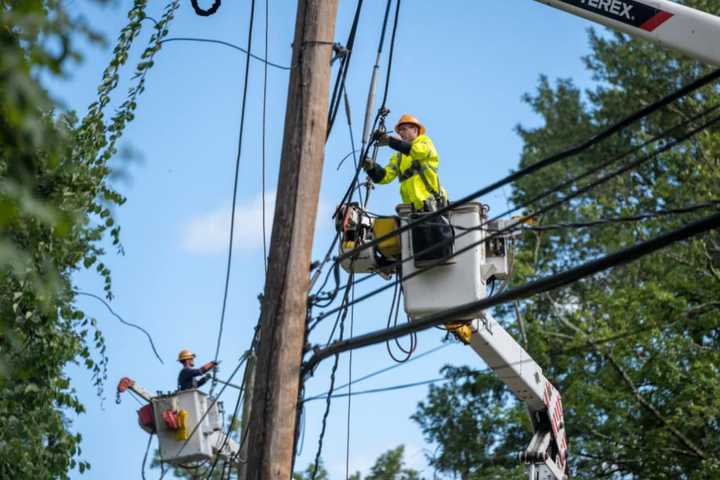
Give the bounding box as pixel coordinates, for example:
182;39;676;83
363;114;448;211
177;349;219;391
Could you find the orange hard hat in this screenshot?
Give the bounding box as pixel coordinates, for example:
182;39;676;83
177;349;196;362
394;114;426;135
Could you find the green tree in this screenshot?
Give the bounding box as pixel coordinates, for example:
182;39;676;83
414;1;720;479
364;445;421;480
294;446;421;480
0;1;179;478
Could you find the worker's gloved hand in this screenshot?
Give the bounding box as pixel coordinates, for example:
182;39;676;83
362;156;375;172
202;361;219;372
372;129;390;146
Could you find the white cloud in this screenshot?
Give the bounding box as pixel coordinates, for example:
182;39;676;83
180;192;276;254
180;193;332;255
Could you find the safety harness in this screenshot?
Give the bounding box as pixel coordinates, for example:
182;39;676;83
399;160;446;210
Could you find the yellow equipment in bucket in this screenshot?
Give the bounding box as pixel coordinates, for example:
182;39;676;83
372;217;401;259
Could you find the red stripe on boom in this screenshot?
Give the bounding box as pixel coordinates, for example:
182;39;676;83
640;11;674;32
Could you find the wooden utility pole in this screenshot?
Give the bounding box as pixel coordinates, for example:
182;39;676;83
245;1;339;479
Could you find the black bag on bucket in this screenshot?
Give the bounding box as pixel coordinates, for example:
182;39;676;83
410;212;454;267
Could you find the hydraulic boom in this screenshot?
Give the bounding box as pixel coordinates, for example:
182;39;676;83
535;0;720;65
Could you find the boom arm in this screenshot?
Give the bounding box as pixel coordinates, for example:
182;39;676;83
535;0;720;65
453;313;568;479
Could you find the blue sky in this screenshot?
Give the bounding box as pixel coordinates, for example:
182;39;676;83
51;1;599;478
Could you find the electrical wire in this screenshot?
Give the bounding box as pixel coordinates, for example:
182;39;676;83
74;291;164;364
309;281;353;480
326;0;364;139
313;107;720;320
334;68;720;265
212;0;257;379
191;0;221;16
303;210;720;374
158;37;290;70
344;286;356;480
303;343;449;402
522;201;720;232
261;0;270;271
141;433;154;480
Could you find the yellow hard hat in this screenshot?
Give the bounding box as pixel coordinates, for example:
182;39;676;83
177;349;196;362
394;114;426;135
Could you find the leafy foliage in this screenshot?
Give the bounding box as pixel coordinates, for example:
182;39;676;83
413;1;720;478
0;1;178;477
294;446;421;480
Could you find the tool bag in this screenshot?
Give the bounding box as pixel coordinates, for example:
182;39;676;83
410;211;454;267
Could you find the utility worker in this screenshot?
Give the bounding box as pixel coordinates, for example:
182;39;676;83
177;349;218;391
363;114;447;211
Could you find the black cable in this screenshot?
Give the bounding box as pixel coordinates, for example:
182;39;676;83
261;0;270;271
213;0;257;370
334;68;720;265
141;433;154;480
74;291;164;364
326;0;364;138
305;377;446;402
314;108;720;320
378;0;401;111
303;211;720;374
159;37;290;70
523;201;720;232
303;343;449;402
309;281;353;480
191;0;221;17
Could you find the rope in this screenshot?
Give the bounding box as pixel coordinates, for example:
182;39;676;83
190;0;221;17
74;291;164;364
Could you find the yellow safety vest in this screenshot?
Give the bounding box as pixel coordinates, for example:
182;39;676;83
376;134;447;210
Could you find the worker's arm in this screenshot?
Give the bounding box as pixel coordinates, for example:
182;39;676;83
365;154;400;184
410;136;439;173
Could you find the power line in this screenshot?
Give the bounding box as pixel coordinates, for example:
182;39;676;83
159;37;290;70
334;68;720;265
75;291;164;364
212;0;257;370
523;201;720;232
313;109;720;322
303;210;720;375
261;0;270;271
303;343;450;402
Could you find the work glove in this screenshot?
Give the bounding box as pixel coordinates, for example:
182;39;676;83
202;361;219;372
362;156;375;172
372;129;390;146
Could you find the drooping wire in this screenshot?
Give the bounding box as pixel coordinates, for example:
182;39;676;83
159;37;290;70
344;285;355;480
75;291;164;364
212;0;257;378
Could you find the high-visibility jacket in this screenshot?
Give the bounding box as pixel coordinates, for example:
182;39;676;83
372;134;447;210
